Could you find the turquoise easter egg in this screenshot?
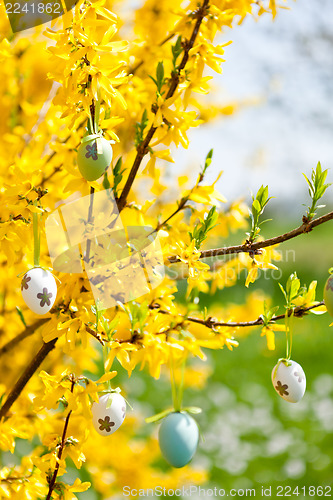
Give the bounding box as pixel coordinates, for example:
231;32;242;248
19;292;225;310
158;412;199;468
77;135;112;181
324;274;333;317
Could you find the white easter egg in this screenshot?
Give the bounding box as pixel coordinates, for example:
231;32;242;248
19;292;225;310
92;393;126;436
271;359;306;403
21;267;57;315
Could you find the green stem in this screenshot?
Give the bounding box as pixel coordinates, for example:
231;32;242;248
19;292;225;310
288;314;294;360
177;357;186;411
32;212;40;267
102;344;111;391
94;81;101;134
170;354;179;412
285;310;294;360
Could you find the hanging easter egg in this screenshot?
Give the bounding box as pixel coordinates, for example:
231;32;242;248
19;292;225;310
271;359;306;403
77;135;112;182
92;392;126;436
21;267;57;315
158;412;199;468
323;273;333;317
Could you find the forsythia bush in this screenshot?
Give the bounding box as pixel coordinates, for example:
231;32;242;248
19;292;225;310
0;0;331;498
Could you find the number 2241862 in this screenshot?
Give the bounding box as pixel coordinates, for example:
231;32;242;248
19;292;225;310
277;486;331;496
5;3;61;14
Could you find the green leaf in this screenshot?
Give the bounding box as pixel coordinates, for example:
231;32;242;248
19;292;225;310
102;172;111;190
134;109;149;148
202;149;213;176
182;406;202;414
112;157;125;198
155;61;165;94
189;206;218;248
278;283;287;303
145;408;174;423
252;199;261;214
16;306;26;327
262;302;279;325
171;36;183;69
286;272;300;301
303;162;332;220
126;300;149;334
100;315;119;340
248;185;272;243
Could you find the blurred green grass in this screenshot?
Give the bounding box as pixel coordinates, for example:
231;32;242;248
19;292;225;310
120;212;333;495
10;211;329;499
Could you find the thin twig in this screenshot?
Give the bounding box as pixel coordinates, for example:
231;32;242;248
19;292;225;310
154;199;189;233
0;338;57;419
45;375;76;500
117;0;210;212
0;472;33;484
150;301;325;329
168;210;333;263
0;318;50;357
84;186;95;264
85;325;105;345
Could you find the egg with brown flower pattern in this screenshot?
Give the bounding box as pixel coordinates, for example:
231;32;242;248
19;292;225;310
92;393;126;436
271;359;306;403
21;267;57;315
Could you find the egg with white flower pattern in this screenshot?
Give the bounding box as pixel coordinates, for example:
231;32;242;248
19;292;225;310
92;393;126;436
271;359;306;403
21;267;57;315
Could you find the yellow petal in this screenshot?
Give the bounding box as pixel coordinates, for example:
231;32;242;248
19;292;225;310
245;266;258;287
96;371;117;384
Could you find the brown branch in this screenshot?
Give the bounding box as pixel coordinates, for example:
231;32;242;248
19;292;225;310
150;301;325;329
0;318;50;357
0;338;57;419
40;165;62;187
168;210;333;263
0;316;104;364
46;375;75;500
153;163;210;233
85;325;105;345
84;186;95;264
117;0;210;212
0;472;33;484
154;198;189;233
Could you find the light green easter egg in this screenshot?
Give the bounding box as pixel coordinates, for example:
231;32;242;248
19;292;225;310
324;274;333;317
77;135;112;181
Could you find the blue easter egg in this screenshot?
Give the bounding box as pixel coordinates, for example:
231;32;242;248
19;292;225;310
158;412;199;468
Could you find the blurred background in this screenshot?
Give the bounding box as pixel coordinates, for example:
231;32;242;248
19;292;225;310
2;0;333;498
132;0;333;496
175;0;333;209
87;1;333;495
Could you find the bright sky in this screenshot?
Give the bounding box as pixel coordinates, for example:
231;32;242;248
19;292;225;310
173;0;333;210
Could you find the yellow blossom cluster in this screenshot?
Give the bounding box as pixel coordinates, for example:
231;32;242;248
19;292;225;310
0;0;314;498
